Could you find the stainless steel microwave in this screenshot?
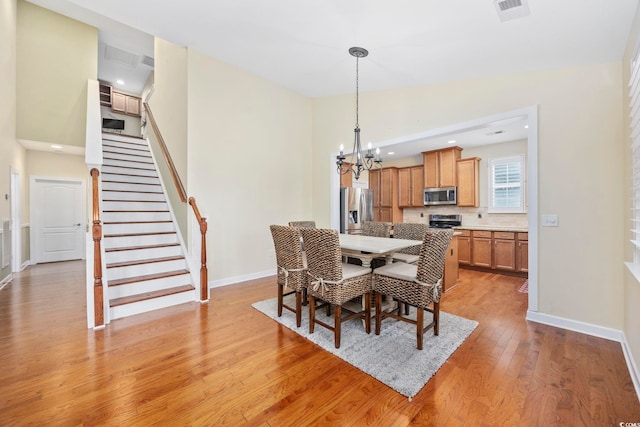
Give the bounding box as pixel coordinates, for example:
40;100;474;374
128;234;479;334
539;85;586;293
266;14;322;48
424;186;457;205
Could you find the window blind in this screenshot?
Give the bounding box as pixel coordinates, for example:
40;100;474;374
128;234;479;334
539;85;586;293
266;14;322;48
489;156;525;213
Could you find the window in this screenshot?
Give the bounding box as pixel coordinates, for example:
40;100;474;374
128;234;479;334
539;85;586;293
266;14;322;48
488;155;525;213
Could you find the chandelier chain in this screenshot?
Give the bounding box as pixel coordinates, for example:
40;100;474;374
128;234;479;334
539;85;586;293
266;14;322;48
355;55;359;128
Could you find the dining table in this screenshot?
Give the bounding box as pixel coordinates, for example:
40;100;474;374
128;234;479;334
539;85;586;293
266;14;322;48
338;233;421;268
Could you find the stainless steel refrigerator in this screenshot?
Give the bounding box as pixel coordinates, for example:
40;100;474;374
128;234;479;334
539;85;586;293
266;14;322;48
340;187;374;234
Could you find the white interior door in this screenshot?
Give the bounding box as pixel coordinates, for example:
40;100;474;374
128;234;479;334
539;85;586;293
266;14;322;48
31;177;86;264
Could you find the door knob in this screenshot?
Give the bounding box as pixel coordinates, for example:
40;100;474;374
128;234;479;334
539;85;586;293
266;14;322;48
74;223;81;226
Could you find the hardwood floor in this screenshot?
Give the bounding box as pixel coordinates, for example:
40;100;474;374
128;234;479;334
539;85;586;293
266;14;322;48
0;261;638;425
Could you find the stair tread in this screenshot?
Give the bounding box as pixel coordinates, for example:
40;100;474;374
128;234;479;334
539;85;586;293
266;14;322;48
107;255;185;269
102;143;149;152
109;284;195;307
103;150;152;158
106;242;180;252
103;189;163;194
104;220;173;225
103;199;167;203
101;172;159;179
108;269;190;286
103;156;155;165
102;180;161;185
103;210;170;213
104;231;176;238
102;164;156;171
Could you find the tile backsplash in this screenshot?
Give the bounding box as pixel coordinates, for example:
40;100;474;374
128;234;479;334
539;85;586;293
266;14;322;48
402;205;528;229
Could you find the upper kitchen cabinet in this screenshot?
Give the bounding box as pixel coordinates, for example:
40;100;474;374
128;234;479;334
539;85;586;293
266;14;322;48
398;165;424;207
369;167;402;223
112;91;141;117
339;162;352;188
422;147;462;188
457;157;480;207
99;81;112;107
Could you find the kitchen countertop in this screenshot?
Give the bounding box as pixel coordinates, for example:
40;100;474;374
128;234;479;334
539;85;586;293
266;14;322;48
454;225;528;233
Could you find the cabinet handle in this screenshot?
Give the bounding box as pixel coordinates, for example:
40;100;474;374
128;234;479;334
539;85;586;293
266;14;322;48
450;249;453;256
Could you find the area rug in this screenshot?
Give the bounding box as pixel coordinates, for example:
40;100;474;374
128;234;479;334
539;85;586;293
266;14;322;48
252;295;478;399
518;279;529;293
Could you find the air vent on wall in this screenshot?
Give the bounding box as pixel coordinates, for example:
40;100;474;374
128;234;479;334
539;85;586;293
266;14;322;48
494;0;530;22
140;55;155;68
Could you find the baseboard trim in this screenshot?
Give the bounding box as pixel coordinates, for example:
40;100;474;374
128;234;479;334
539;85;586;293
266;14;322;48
526;310;624;342
21;260;31;271
0;273;13;290
208;269;275;289
621;332;640;403
527;310;639;402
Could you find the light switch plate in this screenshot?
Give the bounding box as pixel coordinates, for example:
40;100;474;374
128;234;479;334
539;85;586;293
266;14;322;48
542;214;558;227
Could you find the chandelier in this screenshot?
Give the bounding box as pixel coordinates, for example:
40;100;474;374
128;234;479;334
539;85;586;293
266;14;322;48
336;47;382;181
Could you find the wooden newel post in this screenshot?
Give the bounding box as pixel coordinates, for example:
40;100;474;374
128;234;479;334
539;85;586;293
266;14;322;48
199;217;208;301
90;168;104;327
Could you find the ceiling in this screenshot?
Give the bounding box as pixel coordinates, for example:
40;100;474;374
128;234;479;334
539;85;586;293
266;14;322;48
24;0;637;155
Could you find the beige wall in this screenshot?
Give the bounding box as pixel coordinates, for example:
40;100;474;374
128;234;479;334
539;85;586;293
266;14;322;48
16;0;97;147
186;48;313;280
623;2;640;387
313;63;624;330
149;39;188;240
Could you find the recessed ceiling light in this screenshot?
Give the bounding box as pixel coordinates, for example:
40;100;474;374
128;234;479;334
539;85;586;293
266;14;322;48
117;79;125;85
524;125;529;129
387;152;395;155
448;140;456;144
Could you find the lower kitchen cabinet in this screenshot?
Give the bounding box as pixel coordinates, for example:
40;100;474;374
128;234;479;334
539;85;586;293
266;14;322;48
457;230;471;265
493;232;516;271
471;231;492;268
516;232;528;272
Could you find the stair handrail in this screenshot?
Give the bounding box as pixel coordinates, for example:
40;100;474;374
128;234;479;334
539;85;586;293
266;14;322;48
90;168;104;326
143;102;187;203
143;102;209;301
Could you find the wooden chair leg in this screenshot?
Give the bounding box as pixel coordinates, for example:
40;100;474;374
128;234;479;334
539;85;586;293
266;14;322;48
302;288;308;306
434;301;440;336
364;292;371;334
375;292;382;335
295;291;302;327
416;307;424;350
309;295;316;333
334;305;342;348
277;283;283;317
404;302;410;315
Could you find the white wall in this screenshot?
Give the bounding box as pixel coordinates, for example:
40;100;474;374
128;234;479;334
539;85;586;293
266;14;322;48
313;63;624;330
186;48;313;283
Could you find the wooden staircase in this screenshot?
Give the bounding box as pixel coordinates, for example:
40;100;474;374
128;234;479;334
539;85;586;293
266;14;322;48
100;133;195;320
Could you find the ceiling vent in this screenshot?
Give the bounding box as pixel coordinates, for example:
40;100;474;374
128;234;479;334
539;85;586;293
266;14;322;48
104;44;139;68
140;55;155;68
494;0;530;22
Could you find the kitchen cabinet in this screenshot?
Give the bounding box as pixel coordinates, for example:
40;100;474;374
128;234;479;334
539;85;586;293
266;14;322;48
112;91;141;117
422;146;462;188
493;231;516;271
471;230;492;268
339;162;352;188
443;236;459;292
516;232;528;272
369;168;402;223
457;229;471;265
99;82;112;107
398;165;424;207
457;157;480;207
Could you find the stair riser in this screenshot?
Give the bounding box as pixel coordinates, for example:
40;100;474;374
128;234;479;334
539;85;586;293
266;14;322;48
109;291;195;320
103;159;155;170
108;274;191;298
103;233;178;249
101;174;160;185
103;152;153;163
102;144;150;157
107;259;188;281
103;222;175;235
102;134;148;145
104;245;182;263
102;165;158;177
101;191;165;201
103;211;172;222
102;181;163;192
102;201;169;211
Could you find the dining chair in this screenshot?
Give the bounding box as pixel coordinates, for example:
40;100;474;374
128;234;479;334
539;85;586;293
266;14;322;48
300;228;372;348
373;228;453;350
269;225;309;327
361;221;392;237
392;222;430;264
288;220;316;229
